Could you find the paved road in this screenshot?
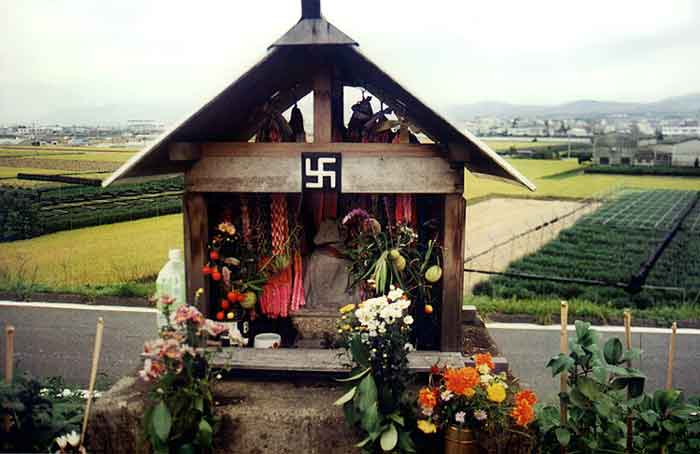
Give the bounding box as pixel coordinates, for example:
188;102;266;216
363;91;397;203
0;301;157;386
488;322;700;402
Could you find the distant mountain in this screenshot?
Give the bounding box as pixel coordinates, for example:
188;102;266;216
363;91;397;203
448;93;700;119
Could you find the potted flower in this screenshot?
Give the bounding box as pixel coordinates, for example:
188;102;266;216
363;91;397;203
416;354;537;454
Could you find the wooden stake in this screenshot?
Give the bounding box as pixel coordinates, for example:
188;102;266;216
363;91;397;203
80;317;105;447
4;326;14;384
666;322;677;390
559;302;569;422
623;310;633;454
2;326;15;433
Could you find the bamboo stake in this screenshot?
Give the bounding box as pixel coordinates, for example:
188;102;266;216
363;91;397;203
80;317;104;447
666;322;677;390
623;310;633;454
560;302;568;454
4;326;14;384
2;326;15;433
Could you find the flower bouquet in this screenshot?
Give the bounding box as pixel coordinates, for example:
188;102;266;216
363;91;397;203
140;291;229;453
416;354;537;452
334;287;417;453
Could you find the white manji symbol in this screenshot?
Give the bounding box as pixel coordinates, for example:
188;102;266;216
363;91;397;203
302;152;341;191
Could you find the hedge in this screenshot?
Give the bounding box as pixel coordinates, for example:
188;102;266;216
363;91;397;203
585;165;700;177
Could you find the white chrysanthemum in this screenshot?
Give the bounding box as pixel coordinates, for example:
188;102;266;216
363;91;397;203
395;298;411;310
387;287;404;301
355;308;374;326
66;430;80;447
403;315;414;325
480;374;494;384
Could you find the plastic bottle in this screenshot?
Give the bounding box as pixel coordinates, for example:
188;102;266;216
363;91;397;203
155;249;187;329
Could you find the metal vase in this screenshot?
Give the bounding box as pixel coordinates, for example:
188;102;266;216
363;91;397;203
444;426;479;454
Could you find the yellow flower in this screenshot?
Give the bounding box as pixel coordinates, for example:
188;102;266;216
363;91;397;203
487;383;507;403
340;303;356;314
463;387;476;398
417;420;437;434
342;324;352;331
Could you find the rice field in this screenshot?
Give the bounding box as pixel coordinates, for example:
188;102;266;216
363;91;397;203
0;214;183;287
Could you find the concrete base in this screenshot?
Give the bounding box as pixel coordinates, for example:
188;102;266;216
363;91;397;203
86;376;357;454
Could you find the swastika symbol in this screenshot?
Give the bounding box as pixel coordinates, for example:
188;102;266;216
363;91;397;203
301;152;341;192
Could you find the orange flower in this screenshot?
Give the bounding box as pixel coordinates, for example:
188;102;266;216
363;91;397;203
515;390;537;407
418;387;437;409
511;401;535;426
444;367;480;396
474;353;495;371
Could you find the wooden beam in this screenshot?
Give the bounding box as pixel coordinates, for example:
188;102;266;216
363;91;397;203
169;142;202;161
183;192;209;315
194;141;444;157
441;194;466;351
185;152;463;194
313;67;332;143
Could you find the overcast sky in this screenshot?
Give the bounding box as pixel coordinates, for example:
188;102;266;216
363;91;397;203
1;0;699;123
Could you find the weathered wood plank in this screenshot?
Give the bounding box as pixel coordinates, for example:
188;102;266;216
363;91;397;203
185;154;462;193
313;67;332;143
183;193;209;314
209;348;468;374
441;194;466;351
169;142;201;161
198;141;444;157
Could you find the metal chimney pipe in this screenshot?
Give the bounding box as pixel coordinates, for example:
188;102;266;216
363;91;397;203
301;0;321;18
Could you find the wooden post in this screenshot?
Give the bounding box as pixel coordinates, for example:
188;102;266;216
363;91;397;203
624;310;633;454
4;326;14;384
666;322;677;390
560;302;569;425
330;71;344;142
80;317;104;447
441;194;466;351
183;192;209;315
313;67;332;144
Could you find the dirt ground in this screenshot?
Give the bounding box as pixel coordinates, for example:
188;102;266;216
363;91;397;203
464;197;599;293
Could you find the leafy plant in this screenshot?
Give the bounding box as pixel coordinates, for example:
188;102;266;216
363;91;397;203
632;390;700;453
536;320;646;453
0;374;84;452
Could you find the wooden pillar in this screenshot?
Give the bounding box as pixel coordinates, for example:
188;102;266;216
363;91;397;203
183;192;209;314
313;67;332;143
331;70;344;141
441;193;466;351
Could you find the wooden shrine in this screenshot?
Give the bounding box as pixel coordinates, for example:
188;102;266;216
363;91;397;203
104;0;534;352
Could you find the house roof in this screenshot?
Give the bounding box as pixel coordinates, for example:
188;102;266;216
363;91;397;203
104;8;535;191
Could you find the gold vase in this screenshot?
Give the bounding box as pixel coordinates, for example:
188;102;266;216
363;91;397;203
444;425;478;454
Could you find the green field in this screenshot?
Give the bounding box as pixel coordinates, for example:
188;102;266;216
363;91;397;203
0;214;183;289
474;189;700;307
466;159;700;200
482;140;567;151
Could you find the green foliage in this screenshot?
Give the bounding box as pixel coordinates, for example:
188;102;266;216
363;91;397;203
475;190;700;308
0;374;84;452
535;321;700;453
0;176;183;242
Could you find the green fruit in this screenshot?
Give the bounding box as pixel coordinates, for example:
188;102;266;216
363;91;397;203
240;291;257;309
425;265;442;283
394;255;407;272
388;249;401;261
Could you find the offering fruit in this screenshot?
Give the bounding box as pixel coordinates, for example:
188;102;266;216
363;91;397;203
210;250;220;261
226;312;234;320
394;255;407;272
227;291;238;302
389;249;401;260
221;300;230;310
240;291;257;310
425;265;443;283
201;266;211;275
211;271;222;281
215;311;225;321
424;304;434;315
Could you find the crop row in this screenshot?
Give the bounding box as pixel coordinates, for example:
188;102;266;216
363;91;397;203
474;190;700;307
